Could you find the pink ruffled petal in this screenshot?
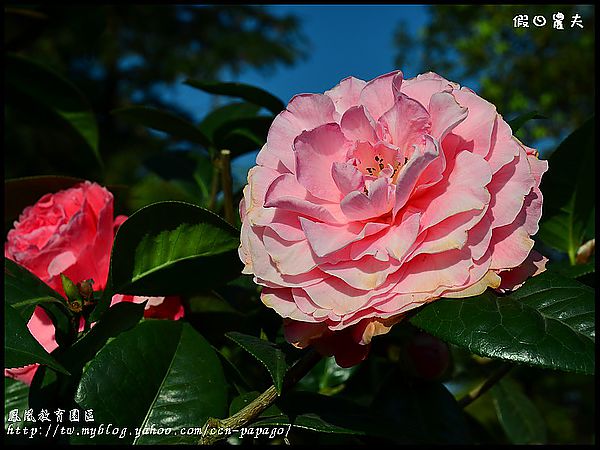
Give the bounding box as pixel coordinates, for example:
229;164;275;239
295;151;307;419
257;94;336;172
339;105;378;143
324;76;367;117
293;123;351;201
359;70;402;120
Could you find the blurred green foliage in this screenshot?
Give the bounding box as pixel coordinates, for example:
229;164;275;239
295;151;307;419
395;5;595;148
5;5;307;201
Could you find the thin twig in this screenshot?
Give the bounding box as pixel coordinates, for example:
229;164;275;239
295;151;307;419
458;363;513;408
208;154;221;211
220;149;235;224
198;349;322;445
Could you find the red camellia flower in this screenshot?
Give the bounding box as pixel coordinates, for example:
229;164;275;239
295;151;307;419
238;71;548;367
5;181;184;384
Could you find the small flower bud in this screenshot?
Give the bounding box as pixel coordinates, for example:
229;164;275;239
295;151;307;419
405;331;451;380
61;273;83;313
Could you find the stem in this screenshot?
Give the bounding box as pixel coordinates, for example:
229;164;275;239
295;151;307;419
198;349;322;445
220;149;235;225
208;153;221;211
458;363;513;408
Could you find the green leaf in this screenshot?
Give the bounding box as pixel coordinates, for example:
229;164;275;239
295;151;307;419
508;111;546;132
4;258;73;348
198;102;261;144
491;378;547;444
4;303;69;375
4;378;29;425
5;53;101;166
547;259;595;280
185;79;285;115
410;271;595;374
226;331;291;394
108;201;241;297
74;320;228;444
5;258;66;320
298;357;358;395
112;106;211;148
538;117;595;263
4;378;30;443
213;115;272;156
188;291;241;315
65;302;145;368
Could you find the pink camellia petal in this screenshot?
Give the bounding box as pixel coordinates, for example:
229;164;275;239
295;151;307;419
495;250;548;293
359;70;403;120
451;88;498;158
264;174;346;224
487;147;536;230
339;105;378;143
257;94;337;172
294;123;352;201
324;76;367;117
331;161;365;196
238;70;549;368
300;218;387;258
340;176;396;222
428;91;468;141
377;92;431;150
413;149;492;229
400;71;458;109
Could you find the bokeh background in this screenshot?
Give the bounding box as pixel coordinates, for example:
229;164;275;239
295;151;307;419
4;4;595;444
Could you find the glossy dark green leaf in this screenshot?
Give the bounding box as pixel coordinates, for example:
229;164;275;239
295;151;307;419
508;111;546;133
4;378;30;443
4;176;84;233
5;303;69;375
185;79;285;114
5;257;74;349
491;378;547;444
74;320;228;444
5;54;100;166
411;271;595;374
538;117;595;262
226;332;291;394
65;302;145;369
108;201;241;297
4;377;29;424
112;106;211;148
4;258;66;320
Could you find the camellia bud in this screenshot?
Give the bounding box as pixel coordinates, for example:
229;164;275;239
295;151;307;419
61;273;83;313
405;331;451;380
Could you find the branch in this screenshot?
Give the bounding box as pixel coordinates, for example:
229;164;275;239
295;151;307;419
198;348;322;445
458;363;513;408
220;149;235;225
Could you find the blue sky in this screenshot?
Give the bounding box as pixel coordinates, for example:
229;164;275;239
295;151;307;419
161;5;432;122
158;5;434;185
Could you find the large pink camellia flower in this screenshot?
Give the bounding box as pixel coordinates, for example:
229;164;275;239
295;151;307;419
5;181;184;384
239;71;548;367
